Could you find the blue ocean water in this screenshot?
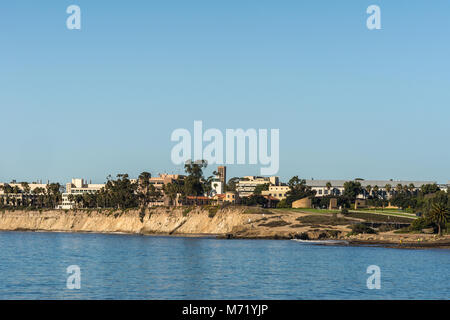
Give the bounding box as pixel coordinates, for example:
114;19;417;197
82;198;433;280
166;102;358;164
0;232;448;299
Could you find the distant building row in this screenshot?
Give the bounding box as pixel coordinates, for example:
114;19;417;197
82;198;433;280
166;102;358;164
1;168;448;209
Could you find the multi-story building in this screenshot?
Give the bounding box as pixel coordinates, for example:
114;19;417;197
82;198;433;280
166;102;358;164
305;179;437;198
438;183;449;193
0;181;49;193
144;174;185;206
261;185;290;200
0;181;50;206
148;174;184;190
212;191;240;205
60;178;105;209
225;191;239;204
236;176;280;198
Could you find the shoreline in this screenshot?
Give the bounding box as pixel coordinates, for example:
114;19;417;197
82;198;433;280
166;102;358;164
0;208;449;249
2;228;450;249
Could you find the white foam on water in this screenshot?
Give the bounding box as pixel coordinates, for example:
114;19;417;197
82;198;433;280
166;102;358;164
291;239;349;245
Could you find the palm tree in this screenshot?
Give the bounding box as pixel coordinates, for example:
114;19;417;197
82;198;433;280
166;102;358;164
21;182;30;194
428;203;449;236
326;182;332;196
163;180;182;206
365;185;372;199
21;182;30;207
408;183;415;195
373;186;379;199
12;186;21;194
33;187;44;207
403;185;409;194
396;184;403;194
137;172;152;208
75;195;84;208
385;184;392;199
3;184;13;206
203;175;214;197
0;185;6;207
45;183;62;208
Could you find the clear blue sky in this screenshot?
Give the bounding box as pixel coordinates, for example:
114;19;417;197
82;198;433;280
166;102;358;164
1;1;449;184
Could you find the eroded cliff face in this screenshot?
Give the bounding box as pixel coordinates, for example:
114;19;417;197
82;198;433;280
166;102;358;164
3;208;446;247
0;207;251;235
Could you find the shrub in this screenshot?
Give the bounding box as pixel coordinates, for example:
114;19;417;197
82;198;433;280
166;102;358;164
259;220;290;227
350;223;376;235
405;207;414;214
409;217;433;232
341;207;349;215
276;199;289;208
139;210;146;222
182;207;193;217
208;206;219;218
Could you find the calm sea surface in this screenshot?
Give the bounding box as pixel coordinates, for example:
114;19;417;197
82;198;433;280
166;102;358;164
0;231;448;299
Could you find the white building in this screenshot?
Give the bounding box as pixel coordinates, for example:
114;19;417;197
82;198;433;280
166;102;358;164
0;181;52;206
211;180;224;196
0;181;49;194
305;179;437;198
438;183;449;193
59;178;105;209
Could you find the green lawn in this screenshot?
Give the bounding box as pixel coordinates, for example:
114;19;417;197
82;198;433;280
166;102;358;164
273;208;340;214
350;209;416;219
347;211;414;223
272;207;416;222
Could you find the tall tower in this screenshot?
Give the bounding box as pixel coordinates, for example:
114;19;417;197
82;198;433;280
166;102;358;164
218;166;226;186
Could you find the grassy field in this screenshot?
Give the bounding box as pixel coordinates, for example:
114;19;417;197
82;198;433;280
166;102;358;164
346;212;414;224
272;207;415;224
274;208;340;214
349;209;416;219
275;207;415;217
362;207;404;212
295;215;350;226
291;212;413;224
